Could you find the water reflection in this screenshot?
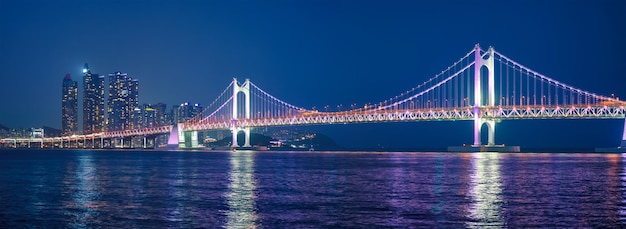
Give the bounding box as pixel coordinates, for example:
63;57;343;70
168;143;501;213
618;153;626;224
225;151;258;229
69;153;100;228
165;156;187;223
467;152;504;228
432;154;444;217
603;154;622;223
28;161;48;215
386;153;413;226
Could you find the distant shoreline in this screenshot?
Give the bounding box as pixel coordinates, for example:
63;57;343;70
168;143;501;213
1;147;621;154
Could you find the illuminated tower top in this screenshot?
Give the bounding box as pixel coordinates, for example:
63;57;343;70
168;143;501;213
83;63;90;74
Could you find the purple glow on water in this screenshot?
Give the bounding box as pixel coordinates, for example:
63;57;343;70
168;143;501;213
0;150;624;227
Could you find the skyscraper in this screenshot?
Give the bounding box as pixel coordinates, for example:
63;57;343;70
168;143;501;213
152;103;168;126
133;103;168;129
61;73;78;136
172;102;203;124
134;104;155;129
82;63;105;134
107;72;139;131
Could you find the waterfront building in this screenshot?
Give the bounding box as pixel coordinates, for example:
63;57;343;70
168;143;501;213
133;103;168;129
61;73;78;136
82;63;105;134
152;103;169;126
171;102;203;124
107;72;139;131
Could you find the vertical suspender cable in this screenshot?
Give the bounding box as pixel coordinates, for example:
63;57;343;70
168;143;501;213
459;59;465;107
533;73;536;106
454;60;458;107
464;58;472;107
506;61;509;106
540;78;545;106
526;70;529;106
499;57;502;106
548;80;551;106
519;67;522;105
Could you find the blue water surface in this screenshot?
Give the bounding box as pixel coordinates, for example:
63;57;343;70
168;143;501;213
0;150;624;228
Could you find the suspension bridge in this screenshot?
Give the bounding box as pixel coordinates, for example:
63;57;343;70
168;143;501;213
3;44;626;151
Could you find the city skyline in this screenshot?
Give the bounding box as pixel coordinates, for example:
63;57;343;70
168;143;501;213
1;0;625;148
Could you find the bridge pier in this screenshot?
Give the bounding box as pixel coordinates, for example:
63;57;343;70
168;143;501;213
174;124;201;149
164;125;180;149
231;128;238;148
474;119;495;146
142;135;156;149
128;137;135;148
184;131;199;148
231;127;251;148
243;128;251;147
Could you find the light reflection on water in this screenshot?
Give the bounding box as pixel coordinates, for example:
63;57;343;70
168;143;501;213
467;152;504;228
69;153;100;228
166;156;187;223
1;150;625;228
618;153;626;223
225;151;258;229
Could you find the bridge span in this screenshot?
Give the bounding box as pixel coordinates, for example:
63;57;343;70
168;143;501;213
3;45;625;151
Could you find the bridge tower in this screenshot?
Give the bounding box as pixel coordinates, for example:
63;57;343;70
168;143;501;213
231;78;252;148
473;44;496;146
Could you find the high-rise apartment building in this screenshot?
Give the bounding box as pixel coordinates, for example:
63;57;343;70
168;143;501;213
61;73;78;136
152;103;169;126
107;72;139;131
82;63;105;134
134;103;169;129
171;103;203;124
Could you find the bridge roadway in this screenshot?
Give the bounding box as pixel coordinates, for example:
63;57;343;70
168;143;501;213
2;105;625;149
184;105;626;130
0;126;172;149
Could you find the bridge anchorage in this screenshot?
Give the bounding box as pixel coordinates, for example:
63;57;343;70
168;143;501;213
3;44;625;152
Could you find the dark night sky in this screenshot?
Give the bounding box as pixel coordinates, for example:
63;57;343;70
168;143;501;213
1;0;625;148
